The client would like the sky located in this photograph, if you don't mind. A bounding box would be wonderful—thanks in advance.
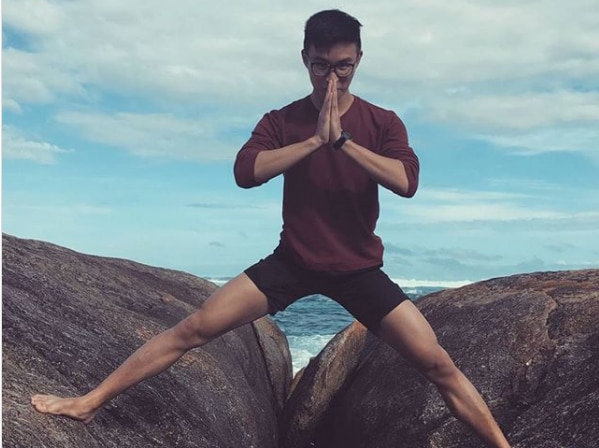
[2,0,598,285]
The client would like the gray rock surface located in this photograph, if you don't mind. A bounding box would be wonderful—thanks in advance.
[285,269,599,448]
[2,233,291,448]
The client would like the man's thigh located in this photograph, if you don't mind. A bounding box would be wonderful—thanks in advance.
[244,252,315,314]
[323,269,410,331]
[177,273,272,342]
[376,300,445,370]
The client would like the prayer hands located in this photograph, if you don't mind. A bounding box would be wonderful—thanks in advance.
[315,76,343,147]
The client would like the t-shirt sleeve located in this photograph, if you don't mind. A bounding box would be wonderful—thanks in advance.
[380,112,420,197]
[234,111,283,188]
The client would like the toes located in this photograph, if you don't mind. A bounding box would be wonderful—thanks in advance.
[31,394,53,412]
[31,398,46,412]
[30,394,97,423]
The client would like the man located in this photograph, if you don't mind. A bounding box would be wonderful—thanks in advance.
[32,9,511,447]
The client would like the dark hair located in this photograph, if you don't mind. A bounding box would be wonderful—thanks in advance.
[303,9,362,52]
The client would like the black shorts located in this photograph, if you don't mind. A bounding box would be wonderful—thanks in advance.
[244,251,409,331]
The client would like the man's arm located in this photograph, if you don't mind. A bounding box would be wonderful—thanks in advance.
[253,137,322,184]
[235,78,335,188]
[329,81,419,198]
[339,141,417,197]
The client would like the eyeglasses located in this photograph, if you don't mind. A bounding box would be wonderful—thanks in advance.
[309,61,356,78]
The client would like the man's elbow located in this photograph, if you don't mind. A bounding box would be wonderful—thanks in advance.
[234,171,260,189]
[391,178,418,198]
[404,180,419,198]
[235,178,253,189]
[235,169,267,189]
[400,163,419,198]
[234,158,259,188]
[393,186,417,198]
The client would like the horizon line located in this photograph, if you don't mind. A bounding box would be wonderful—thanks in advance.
[204,276,474,289]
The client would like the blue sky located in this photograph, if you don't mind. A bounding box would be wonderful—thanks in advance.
[2,0,598,285]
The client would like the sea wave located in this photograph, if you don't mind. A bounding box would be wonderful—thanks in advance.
[286,334,337,374]
[392,278,473,289]
[205,276,473,290]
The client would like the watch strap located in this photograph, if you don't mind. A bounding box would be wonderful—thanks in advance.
[333,130,352,150]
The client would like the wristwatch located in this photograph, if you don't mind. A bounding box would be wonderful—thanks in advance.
[333,130,352,150]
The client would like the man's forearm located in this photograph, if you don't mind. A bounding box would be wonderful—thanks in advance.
[253,137,324,184]
[341,140,415,197]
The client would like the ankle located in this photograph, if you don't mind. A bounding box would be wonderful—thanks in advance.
[81,391,106,412]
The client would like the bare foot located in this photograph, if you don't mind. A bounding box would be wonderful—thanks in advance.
[31,394,99,424]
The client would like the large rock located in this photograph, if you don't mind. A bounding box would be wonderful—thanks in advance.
[253,316,293,418]
[2,234,291,448]
[284,269,599,448]
[280,320,369,448]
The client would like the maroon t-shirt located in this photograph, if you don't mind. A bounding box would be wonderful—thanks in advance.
[234,95,419,272]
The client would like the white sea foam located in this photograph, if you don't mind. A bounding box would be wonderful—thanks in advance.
[204,277,229,286]
[286,334,337,375]
[206,276,473,289]
[392,278,473,289]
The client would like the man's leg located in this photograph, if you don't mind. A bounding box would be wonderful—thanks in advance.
[377,300,511,448]
[31,273,271,424]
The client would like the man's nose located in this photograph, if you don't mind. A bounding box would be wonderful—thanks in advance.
[326,71,339,82]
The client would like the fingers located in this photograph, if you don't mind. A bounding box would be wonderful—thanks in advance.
[324,77,334,112]
[330,78,342,143]
[315,77,340,146]
[331,79,338,112]
[315,79,333,145]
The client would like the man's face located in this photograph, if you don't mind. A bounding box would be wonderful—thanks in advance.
[302,43,362,104]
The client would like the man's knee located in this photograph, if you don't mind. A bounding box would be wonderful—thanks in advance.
[172,307,222,348]
[417,346,458,383]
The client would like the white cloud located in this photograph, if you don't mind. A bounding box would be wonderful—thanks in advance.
[480,127,599,160]
[2,49,56,104]
[2,0,598,161]
[2,0,66,35]
[2,48,86,105]
[2,0,309,107]
[2,98,23,114]
[1,126,70,164]
[404,202,566,223]
[417,189,529,203]
[381,186,599,224]
[431,91,599,132]
[54,110,244,161]
[3,1,597,102]
[358,0,599,86]
[426,90,599,159]
[357,1,599,159]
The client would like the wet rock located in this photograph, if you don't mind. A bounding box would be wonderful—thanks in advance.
[2,234,291,448]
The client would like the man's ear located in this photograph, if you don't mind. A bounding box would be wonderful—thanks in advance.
[356,50,364,66]
[301,49,309,67]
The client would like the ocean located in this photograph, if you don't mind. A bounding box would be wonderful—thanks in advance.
[207,278,455,374]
